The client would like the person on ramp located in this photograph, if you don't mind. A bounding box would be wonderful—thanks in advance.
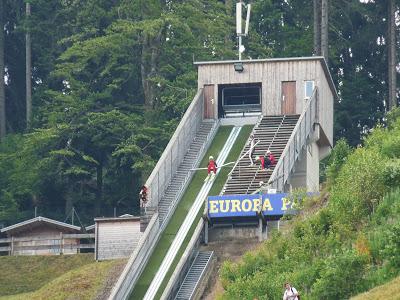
[205,156,217,182]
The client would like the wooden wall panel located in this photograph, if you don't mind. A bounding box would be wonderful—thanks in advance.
[196,58,334,145]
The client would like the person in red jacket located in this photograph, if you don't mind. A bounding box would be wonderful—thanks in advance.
[207,156,217,174]
[139,185,148,207]
[265,150,276,169]
[257,150,276,170]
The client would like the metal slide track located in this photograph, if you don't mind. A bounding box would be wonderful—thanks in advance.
[143,126,242,300]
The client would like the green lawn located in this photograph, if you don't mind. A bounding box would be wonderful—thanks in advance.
[130,125,253,299]
[0,256,125,300]
[0,254,94,296]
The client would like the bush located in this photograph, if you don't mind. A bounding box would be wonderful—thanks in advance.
[325,139,352,185]
[310,250,368,300]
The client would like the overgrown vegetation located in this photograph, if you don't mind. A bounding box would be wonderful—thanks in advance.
[219,111,400,299]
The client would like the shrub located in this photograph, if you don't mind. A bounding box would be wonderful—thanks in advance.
[310,250,368,300]
[325,139,352,185]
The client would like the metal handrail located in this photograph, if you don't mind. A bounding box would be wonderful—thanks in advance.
[159,120,219,232]
[245,115,286,194]
[145,89,204,208]
[221,115,262,195]
[108,213,160,300]
[268,88,318,191]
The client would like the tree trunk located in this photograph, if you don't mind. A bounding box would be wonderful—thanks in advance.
[95,163,103,216]
[140,28,163,108]
[0,0,5,140]
[313,0,321,56]
[388,0,397,110]
[321,0,328,64]
[26,2,32,130]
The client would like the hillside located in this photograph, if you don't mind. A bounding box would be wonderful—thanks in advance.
[217,110,400,299]
[351,276,400,300]
[0,254,126,299]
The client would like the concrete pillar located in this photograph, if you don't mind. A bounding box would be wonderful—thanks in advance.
[204,220,209,245]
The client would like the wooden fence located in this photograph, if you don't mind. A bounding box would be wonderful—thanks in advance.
[0,233,95,255]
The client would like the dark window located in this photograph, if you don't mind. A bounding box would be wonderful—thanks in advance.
[222,86,261,106]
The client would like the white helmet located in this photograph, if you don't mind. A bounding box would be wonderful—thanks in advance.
[259,181,264,187]
[209,156,214,160]
[267,150,271,154]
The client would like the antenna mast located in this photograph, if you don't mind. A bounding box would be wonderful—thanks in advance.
[236,1,251,61]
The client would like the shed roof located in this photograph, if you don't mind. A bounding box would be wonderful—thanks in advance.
[1,216,81,235]
[194,56,338,99]
[94,216,140,223]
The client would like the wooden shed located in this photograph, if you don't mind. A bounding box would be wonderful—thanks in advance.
[94,215,142,261]
[0,216,82,255]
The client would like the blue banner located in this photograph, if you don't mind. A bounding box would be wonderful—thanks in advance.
[207,193,293,218]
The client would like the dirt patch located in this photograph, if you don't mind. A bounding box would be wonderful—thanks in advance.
[200,238,260,299]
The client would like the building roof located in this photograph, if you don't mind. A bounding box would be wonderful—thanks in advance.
[194,56,338,100]
[85,224,95,232]
[94,215,140,223]
[1,216,81,234]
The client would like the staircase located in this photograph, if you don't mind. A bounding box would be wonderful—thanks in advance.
[141,121,215,227]
[223,115,299,195]
[175,251,214,300]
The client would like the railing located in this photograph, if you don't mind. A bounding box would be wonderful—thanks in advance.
[221,115,262,195]
[146,89,204,208]
[0,233,94,255]
[109,90,218,300]
[245,115,286,194]
[109,213,160,300]
[159,120,219,232]
[160,219,205,300]
[268,88,319,191]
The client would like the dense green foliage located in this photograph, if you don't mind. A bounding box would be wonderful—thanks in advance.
[0,0,399,225]
[219,112,400,299]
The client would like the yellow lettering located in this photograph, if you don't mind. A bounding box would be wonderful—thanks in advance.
[242,199,252,212]
[209,201,219,213]
[219,200,230,213]
[262,198,273,211]
[281,197,291,211]
[231,200,241,212]
[253,198,261,212]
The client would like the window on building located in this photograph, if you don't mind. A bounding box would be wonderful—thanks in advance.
[304,81,315,99]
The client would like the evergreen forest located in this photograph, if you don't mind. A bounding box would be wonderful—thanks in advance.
[0,0,399,229]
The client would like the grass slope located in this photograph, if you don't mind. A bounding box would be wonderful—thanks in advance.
[131,125,252,299]
[0,254,94,296]
[350,276,400,300]
[0,258,125,300]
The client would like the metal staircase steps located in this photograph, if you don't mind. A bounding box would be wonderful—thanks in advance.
[223,115,299,195]
[174,251,214,300]
[156,122,215,224]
